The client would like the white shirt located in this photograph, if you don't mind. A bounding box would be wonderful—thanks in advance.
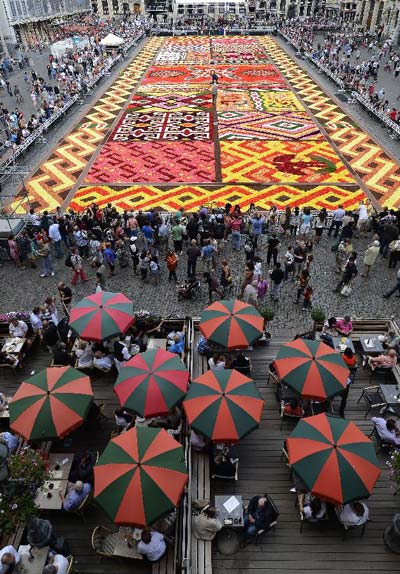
[371,417,400,445]
[208,358,225,371]
[30,313,43,330]
[9,320,28,338]
[48,223,62,242]
[93,355,113,370]
[0,546,20,574]
[332,208,345,222]
[138,532,166,562]
[52,554,69,574]
[339,503,369,527]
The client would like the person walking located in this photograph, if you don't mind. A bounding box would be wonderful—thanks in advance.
[37,239,55,278]
[267,234,280,267]
[186,239,201,278]
[70,247,88,285]
[211,82,218,106]
[270,262,284,301]
[48,219,63,259]
[230,214,241,251]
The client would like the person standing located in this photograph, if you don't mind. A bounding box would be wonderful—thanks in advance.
[270,263,284,301]
[70,247,88,285]
[362,240,380,277]
[58,282,72,315]
[211,81,218,106]
[230,214,242,251]
[328,205,345,238]
[267,234,280,267]
[166,250,178,283]
[48,218,63,259]
[187,240,201,278]
[37,238,55,278]
[8,233,24,269]
[103,243,116,277]
[171,220,184,254]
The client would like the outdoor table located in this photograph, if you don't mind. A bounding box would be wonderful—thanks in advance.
[112,526,143,559]
[35,479,67,510]
[47,453,74,480]
[359,335,384,356]
[18,545,49,574]
[1,337,26,355]
[148,338,168,351]
[379,384,400,408]
[0,396,12,419]
[281,385,300,400]
[331,336,355,354]
[215,494,243,528]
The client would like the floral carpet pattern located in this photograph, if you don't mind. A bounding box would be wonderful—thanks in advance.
[17,35,400,212]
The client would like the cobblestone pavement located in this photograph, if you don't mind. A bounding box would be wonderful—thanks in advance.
[1,230,399,337]
[277,36,400,164]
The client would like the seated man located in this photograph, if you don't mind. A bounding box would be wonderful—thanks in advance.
[61,480,92,512]
[337,501,369,527]
[149,406,181,430]
[9,316,28,338]
[93,351,113,371]
[0,352,18,368]
[282,398,303,418]
[114,408,135,431]
[193,506,222,540]
[113,334,132,372]
[367,348,397,370]
[335,316,353,336]
[244,495,277,538]
[301,494,327,521]
[0,432,19,454]
[0,545,20,574]
[43,552,69,574]
[137,529,166,562]
[74,340,93,369]
[371,417,400,446]
[168,333,185,356]
[42,320,59,349]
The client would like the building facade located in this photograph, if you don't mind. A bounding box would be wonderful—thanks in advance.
[3,0,91,46]
[91,0,144,16]
[357,0,400,39]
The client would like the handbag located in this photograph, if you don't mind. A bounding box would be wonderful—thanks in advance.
[340,284,352,297]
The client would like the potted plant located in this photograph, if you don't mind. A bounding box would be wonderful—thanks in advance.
[311,308,326,333]
[0,447,50,536]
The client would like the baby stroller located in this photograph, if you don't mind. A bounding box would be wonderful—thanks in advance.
[177,278,201,300]
[116,243,129,268]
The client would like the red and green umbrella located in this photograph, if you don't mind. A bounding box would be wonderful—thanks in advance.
[69,291,134,342]
[183,369,263,442]
[287,414,381,504]
[9,367,93,441]
[94,426,188,527]
[274,339,349,400]
[114,349,189,418]
[199,299,264,349]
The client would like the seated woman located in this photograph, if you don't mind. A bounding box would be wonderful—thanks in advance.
[208,353,226,371]
[231,353,252,375]
[368,348,397,370]
[69,450,97,484]
[212,444,239,479]
[74,340,94,369]
[335,316,353,336]
[114,408,135,431]
[342,347,357,368]
[336,501,369,527]
[301,494,327,522]
[168,332,185,356]
[319,317,337,347]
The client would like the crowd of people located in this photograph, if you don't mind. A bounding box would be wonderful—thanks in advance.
[0,15,150,151]
[281,17,400,121]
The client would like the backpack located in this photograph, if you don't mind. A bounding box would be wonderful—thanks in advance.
[65,254,72,267]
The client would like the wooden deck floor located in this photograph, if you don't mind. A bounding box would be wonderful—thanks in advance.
[0,343,151,574]
[212,338,400,574]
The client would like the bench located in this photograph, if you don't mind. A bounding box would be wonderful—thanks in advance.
[152,546,176,574]
[190,452,212,574]
[315,319,389,343]
[0,522,24,550]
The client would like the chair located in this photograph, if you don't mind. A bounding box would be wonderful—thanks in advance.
[349,365,358,383]
[279,400,304,430]
[243,493,279,545]
[91,525,114,557]
[368,425,393,453]
[297,493,329,533]
[267,364,279,386]
[357,385,386,418]
[72,492,93,522]
[66,555,74,573]
[335,506,369,539]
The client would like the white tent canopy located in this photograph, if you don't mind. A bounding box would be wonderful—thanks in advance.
[100,33,125,47]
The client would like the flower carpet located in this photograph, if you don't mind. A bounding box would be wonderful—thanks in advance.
[16,35,400,213]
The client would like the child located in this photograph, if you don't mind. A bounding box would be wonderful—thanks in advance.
[302,285,313,311]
